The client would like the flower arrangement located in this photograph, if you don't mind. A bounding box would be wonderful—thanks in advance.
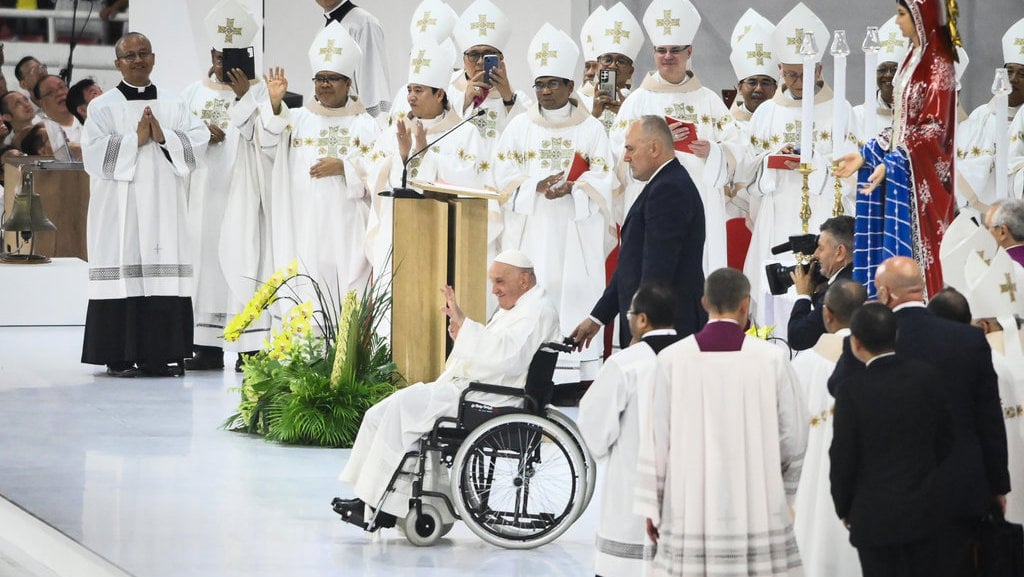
[222,262,398,448]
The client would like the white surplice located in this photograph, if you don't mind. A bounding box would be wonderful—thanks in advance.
[339,284,560,517]
[82,87,208,301]
[578,332,675,577]
[182,79,272,350]
[635,335,808,577]
[364,110,493,279]
[738,85,857,323]
[329,3,391,119]
[791,330,861,577]
[987,328,1024,524]
[609,72,743,273]
[493,101,616,370]
[260,97,379,304]
[850,93,894,147]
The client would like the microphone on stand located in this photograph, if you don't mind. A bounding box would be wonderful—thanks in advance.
[380,108,486,198]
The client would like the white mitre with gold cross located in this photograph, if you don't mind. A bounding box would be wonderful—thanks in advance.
[308,21,361,78]
[528,23,579,82]
[730,9,777,81]
[877,16,909,65]
[204,0,259,50]
[453,0,510,54]
[643,0,699,48]
[965,249,1024,320]
[939,211,998,293]
[580,5,607,63]
[592,2,644,62]
[772,2,828,65]
[1003,17,1024,66]
[409,0,457,44]
[408,39,452,90]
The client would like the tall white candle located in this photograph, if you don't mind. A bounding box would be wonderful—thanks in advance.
[993,68,1012,200]
[862,27,880,139]
[831,31,850,155]
[799,31,818,165]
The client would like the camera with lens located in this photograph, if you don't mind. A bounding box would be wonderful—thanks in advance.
[765,233,826,296]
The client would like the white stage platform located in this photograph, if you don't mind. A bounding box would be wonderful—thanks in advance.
[0,258,88,327]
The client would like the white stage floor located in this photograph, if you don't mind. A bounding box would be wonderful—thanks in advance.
[0,326,602,577]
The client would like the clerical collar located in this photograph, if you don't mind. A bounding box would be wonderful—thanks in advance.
[416,111,445,130]
[325,1,355,21]
[655,71,690,87]
[865,351,896,367]
[117,81,157,101]
[892,301,926,312]
[707,318,740,325]
[643,328,677,337]
[540,101,572,121]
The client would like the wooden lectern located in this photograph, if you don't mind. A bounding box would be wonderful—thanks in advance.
[390,181,496,385]
[2,157,90,261]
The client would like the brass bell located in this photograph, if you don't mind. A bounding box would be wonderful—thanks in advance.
[2,170,57,264]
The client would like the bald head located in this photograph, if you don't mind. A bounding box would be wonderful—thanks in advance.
[822,278,867,331]
[874,256,925,308]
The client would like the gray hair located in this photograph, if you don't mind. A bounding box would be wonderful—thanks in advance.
[704,268,750,313]
[114,32,151,58]
[993,199,1024,242]
[634,115,674,151]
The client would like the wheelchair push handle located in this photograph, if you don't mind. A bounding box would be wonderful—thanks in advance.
[540,337,577,354]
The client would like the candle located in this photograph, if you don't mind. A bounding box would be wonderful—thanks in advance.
[799,31,818,166]
[862,26,881,139]
[993,68,1012,200]
[831,30,850,156]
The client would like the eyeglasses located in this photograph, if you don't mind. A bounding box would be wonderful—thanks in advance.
[781,70,804,82]
[312,75,347,84]
[40,83,68,99]
[876,64,898,75]
[116,51,153,62]
[597,54,632,67]
[463,50,500,63]
[741,78,777,88]
[532,79,565,91]
[654,46,689,56]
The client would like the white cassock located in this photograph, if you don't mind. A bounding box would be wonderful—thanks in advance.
[738,85,856,325]
[791,329,860,577]
[957,102,1021,209]
[181,79,272,351]
[446,71,529,157]
[364,110,494,279]
[850,93,894,147]
[577,331,677,577]
[331,5,391,119]
[82,86,208,303]
[41,114,82,157]
[987,329,1024,524]
[339,284,560,517]
[1010,109,1024,196]
[260,98,379,303]
[635,334,808,577]
[727,101,758,223]
[609,72,744,273]
[493,102,616,377]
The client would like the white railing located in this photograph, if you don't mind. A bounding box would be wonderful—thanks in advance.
[0,8,127,44]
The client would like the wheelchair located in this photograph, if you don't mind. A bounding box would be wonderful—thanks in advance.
[358,339,596,549]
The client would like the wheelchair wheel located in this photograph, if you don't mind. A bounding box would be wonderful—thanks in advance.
[402,503,445,547]
[451,413,587,549]
[544,407,597,513]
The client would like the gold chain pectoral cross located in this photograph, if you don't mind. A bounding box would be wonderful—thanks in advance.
[320,39,342,63]
[317,126,351,158]
[218,18,243,44]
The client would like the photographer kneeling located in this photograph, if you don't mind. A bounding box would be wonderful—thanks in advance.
[787,216,855,351]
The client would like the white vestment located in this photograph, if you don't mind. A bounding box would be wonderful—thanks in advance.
[41,114,82,157]
[330,3,391,119]
[791,330,860,577]
[493,102,616,371]
[1009,109,1024,197]
[987,329,1024,524]
[339,285,560,516]
[635,334,808,577]
[364,110,493,279]
[447,71,529,157]
[182,79,272,351]
[609,72,743,273]
[957,101,1021,209]
[578,333,675,577]
[260,98,379,303]
[850,93,894,147]
[738,85,856,323]
[82,86,208,301]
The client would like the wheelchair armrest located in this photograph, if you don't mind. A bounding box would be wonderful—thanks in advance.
[458,382,535,426]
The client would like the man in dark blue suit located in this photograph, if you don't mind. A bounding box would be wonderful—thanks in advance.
[787,216,854,351]
[571,116,706,350]
[829,256,1009,577]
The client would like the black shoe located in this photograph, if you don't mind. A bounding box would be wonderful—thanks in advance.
[235,351,258,373]
[140,360,185,377]
[333,500,368,530]
[184,348,224,371]
[106,363,139,378]
[331,496,361,507]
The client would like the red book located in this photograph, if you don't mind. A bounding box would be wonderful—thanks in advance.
[766,153,800,170]
[665,116,698,154]
[567,152,589,181]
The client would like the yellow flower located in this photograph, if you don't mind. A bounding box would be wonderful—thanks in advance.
[330,290,360,388]
[745,324,775,340]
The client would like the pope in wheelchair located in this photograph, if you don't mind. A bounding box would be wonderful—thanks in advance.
[333,250,595,548]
